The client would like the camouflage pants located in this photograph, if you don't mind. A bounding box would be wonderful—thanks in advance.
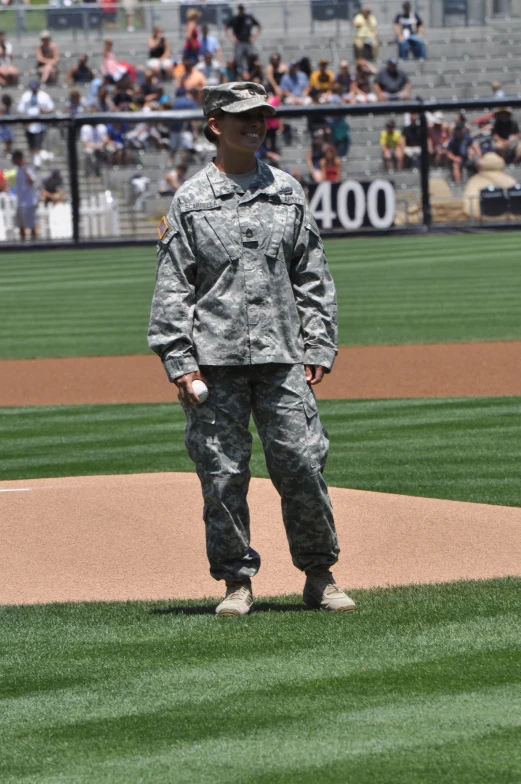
[181,363,340,582]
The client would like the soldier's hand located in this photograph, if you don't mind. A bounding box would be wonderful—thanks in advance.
[305,365,325,386]
[175,371,210,406]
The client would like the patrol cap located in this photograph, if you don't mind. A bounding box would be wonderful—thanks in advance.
[203,82,276,117]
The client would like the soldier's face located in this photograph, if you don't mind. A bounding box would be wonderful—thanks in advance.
[217,109,267,152]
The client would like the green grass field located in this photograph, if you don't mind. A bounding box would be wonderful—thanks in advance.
[2,395,521,506]
[2,234,520,783]
[1,234,521,359]
[1,579,520,783]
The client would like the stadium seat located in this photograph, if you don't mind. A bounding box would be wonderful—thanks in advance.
[507,184,521,215]
[479,186,508,218]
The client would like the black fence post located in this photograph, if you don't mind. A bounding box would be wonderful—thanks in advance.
[67,120,80,244]
[419,110,432,228]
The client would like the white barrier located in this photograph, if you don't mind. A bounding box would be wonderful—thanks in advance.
[0,191,120,242]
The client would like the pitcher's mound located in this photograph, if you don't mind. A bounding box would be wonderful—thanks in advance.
[1,473,520,605]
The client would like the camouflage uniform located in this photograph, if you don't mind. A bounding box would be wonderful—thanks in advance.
[148,159,340,582]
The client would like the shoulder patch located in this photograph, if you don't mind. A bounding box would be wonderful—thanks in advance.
[158,216,169,240]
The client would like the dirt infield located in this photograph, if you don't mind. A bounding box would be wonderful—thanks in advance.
[2,340,521,407]
[1,473,520,606]
[2,340,520,605]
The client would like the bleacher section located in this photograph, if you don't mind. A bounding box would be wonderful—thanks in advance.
[3,15,521,237]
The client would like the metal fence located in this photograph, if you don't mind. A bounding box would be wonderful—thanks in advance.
[2,97,521,245]
[4,0,518,42]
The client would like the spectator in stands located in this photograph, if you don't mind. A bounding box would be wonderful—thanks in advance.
[106,121,131,165]
[320,143,342,182]
[446,123,482,184]
[36,30,59,86]
[86,73,110,107]
[380,119,404,171]
[309,57,335,95]
[374,59,411,101]
[350,58,377,103]
[141,71,162,104]
[335,61,353,100]
[328,85,350,155]
[266,53,287,98]
[0,31,19,86]
[65,89,87,118]
[393,2,426,60]
[298,57,312,79]
[95,84,113,112]
[196,50,225,86]
[402,112,421,167]
[80,121,110,176]
[223,57,240,82]
[428,110,449,167]
[491,107,521,163]
[224,4,262,71]
[65,54,94,86]
[176,55,206,102]
[491,80,504,99]
[147,26,173,80]
[159,163,188,195]
[12,150,38,241]
[307,89,331,136]
[244,54,264,84]
[199,24,222,64]
[280,60,309,104]
[123,0,141,33]
[102,39,128,83]
[450,111,469,134]
[352,6,378,61]
[184,8,201,61]
[264,86,281,154]
[40,169,65,205]
[113,78,135,110]
[169,86,198,165]
[306,128,327,183]
[18,80,54,168]
[0,93,13,154]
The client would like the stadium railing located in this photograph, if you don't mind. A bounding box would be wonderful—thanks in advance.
[2,96,521,246]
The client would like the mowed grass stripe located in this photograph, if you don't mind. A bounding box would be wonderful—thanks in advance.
[2,397,520,506]
[0,580,519,783]
[1,234,521,359]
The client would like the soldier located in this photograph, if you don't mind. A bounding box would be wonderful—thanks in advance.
[148,82,356,616]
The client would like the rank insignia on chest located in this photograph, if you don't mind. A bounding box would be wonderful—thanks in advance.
[158,216,169,240]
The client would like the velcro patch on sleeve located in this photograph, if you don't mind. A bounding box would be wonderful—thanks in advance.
[158,216,169,240]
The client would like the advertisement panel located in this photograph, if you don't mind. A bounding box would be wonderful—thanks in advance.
[308,179,396,231]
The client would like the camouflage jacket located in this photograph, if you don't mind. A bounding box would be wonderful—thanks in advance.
[148,161,338,381]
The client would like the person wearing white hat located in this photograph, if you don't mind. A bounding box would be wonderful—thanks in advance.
[428,110,449,167]
[36,30,59,86]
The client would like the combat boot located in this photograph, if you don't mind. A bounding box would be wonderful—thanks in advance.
[215,579,253,617]
[303,569,356,612]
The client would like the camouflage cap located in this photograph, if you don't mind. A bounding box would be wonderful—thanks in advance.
[203,82,276,117]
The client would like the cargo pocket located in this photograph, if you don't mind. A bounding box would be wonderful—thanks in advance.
[302,389,328,473]
[183,402,219,473]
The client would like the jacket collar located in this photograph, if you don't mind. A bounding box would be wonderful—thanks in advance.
[205,160,282,201]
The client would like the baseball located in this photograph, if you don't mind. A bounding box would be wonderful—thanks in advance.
[192,379,209,404]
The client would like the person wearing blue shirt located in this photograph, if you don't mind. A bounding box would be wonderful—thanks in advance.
[280,61,309,104]
[169,87,198,165]
[199,24,222,64]
[447,124,482,184]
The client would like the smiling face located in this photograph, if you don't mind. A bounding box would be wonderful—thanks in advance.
[209,108,267,154]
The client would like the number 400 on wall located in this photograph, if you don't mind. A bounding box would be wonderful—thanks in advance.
[308,179,396,231]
